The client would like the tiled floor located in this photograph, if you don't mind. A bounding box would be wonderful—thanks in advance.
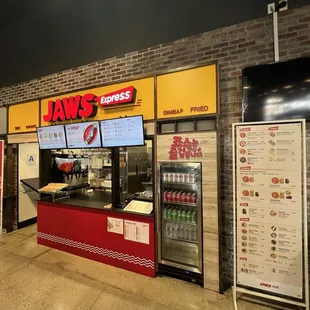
[0,225,274,310]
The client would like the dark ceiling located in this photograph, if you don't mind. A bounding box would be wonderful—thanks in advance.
[0,0,308,88]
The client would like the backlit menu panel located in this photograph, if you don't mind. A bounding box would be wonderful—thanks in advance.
[100,116,144,147]
[236,123,303,299]
[37,125,67,149]
[65,121,101,148]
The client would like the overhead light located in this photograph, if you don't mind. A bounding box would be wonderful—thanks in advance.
[288,90,294,93]
[305,79,310,83]
[264,92,268,95]
[272,89,278,92]
[284,85,292,89]
[301,88,306,91]
[266,97,284,104]
[243,86,250,89]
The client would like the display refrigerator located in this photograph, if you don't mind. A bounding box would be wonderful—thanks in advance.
[157,162,203,284]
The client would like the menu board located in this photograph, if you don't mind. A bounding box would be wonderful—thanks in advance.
[37,125,67,149]
[124,220,149,244]
[236,123,303,299]
[100,116,144,147]
[65,121,101,149]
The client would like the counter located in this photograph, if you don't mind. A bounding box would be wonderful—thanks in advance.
[37,193,155,278]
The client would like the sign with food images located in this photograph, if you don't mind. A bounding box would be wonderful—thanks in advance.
[65,121,101,148]
[235,123,303,299]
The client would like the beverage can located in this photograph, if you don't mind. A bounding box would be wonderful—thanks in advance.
[171,173,176,183]
[163,172,168,182]
[168,171,173,182]
[179,173,185,183]
[176,191,181,202]
[174,170,179,183]
[189,173,195,183]
[185,173,190,183]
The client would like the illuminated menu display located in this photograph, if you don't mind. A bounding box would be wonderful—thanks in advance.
[65,121,101,148]
[37,125,67,150]
[236,123,303,299]
[100,116,144,147]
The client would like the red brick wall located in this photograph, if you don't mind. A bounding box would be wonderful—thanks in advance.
[1,5,309,286]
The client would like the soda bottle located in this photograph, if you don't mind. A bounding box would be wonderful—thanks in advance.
[176,208,181,221]
[172,208,177,221]
[164,222,168,238]
[179,223,184,239]
[163,207,168,219]
[192,226,197,241]
[167,206,172,220]
[181,210,186,222]
[183,224,189,240]
[186,210,192,222]
[191,210,196,222]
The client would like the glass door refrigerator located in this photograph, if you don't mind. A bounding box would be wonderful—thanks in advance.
[157,162,203,285]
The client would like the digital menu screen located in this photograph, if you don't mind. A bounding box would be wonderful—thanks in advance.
[65,121,101,149]
[100,116,144,147]
[37,125,67,150]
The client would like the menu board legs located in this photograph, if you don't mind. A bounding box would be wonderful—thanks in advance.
[232,120,309,310]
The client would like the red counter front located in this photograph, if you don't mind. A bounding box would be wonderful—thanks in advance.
[37,201,156,277]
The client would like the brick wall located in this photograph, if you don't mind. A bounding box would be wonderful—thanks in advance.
[0,5,310,288]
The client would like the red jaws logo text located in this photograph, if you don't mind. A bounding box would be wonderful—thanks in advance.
[96,86,136,107]
[43,94,98,122]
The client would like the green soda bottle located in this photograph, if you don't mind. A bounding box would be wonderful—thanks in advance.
[186,210,192,222]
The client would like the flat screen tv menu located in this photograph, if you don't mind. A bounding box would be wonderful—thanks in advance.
[236,123,303,299]
[100,116,144,147]
[65,121,101,148]
[37,125,67,149]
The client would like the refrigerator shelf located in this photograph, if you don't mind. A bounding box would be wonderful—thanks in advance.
[162,182,197,186]
[163,201,197,207]
[163,218,197,225]
[163,237,198,246]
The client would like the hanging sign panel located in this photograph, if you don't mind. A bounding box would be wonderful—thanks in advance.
[234,122,305,300]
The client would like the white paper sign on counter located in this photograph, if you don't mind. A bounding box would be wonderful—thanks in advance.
[124,220,149,244]
[235,123,303,299]
[107,217,124,235]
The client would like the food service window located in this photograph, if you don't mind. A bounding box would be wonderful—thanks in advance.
[119,139,154,205]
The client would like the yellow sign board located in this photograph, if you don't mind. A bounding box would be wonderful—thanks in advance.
[40,77,155,126]
[157,65,217,119]
[8,101,39,134]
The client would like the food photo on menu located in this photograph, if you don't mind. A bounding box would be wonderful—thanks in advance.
[65,121,102,148]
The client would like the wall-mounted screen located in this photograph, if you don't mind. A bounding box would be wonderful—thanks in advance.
[65,121,101,149]
[243,57,310,122]
[37,125,67,150]
[100,116,144,147]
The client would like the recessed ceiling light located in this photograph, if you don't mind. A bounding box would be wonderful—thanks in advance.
[284,85,292,89]
[272,89,278,92]
[266,97,283,104]
[305,79,310,83]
